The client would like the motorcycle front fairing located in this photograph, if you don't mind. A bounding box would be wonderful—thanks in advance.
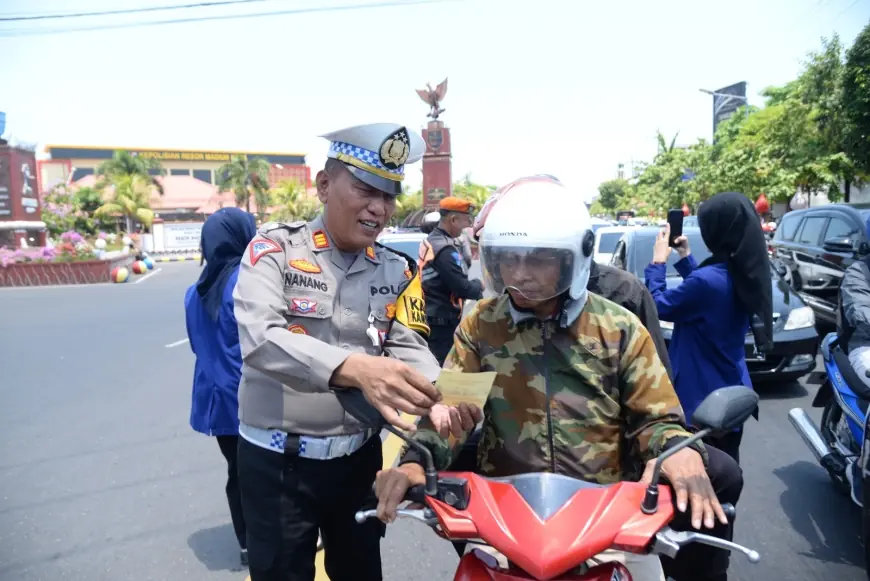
[821,333,867,442]
[426,472,675,581]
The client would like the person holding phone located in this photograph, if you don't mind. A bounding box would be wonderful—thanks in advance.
[644,192,773,464]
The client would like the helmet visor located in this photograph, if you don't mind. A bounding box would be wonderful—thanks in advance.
[481,246,575,302]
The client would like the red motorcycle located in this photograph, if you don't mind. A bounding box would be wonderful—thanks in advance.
[345,386,763,581]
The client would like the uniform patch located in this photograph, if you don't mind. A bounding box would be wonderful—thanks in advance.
[452,251,463,267]
[365,246,376,261]
[285,272,329,292]
[249,238,281,266]
[287,324,308,335]
[385,303,396,319]
[313,230,329,249]
[288,259,322,274]
[290,298,318,314]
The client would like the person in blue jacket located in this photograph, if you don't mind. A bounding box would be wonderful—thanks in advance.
[185,207,257,566]
[644,192,773,464]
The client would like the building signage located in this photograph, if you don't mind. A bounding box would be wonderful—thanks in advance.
[0,157,9,217]
[135,151,233,162]
[163,222,203,250]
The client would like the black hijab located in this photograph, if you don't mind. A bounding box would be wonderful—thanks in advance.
[698,192,774,352]
[196,208,257,321]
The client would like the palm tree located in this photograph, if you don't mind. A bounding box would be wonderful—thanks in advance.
[96,150,166,194]
[217,155,272,219]
[93,174,156,233]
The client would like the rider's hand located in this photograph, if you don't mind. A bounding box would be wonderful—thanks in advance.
[652,225,672,264]
[674,235,691,259]
[430,403,483,438]
[641,448,727,530]
[375,464,425,523]
[333,354,441,432]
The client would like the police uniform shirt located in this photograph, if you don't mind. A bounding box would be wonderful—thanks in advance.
[233,214,441,437]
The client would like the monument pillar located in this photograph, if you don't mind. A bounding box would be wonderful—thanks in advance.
[0,144,47,248]
[415,78,452,211]
[422,120,452,210]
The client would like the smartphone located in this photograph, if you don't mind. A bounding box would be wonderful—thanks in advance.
[667,209,684,248]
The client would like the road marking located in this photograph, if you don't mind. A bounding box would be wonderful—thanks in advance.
[134,267,162,284]
[244,413,415,581]
[165,338,189,348]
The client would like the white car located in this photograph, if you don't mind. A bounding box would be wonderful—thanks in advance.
[593,226,632,265]
[376,230,426,261]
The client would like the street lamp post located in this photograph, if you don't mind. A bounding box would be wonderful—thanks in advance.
[699,88,749,118]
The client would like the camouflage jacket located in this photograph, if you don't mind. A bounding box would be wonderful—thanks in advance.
[400,293,696,484]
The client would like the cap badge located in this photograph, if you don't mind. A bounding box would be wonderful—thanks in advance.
[379,127,410,170]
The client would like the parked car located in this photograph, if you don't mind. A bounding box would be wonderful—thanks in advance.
[610,227,819,383]
[593,226,633,265]
[769,203,870,325]
[376,229,426,261]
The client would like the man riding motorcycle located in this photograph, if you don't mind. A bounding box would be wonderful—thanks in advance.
[375,179,739,581]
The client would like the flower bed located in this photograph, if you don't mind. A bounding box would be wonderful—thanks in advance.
[0,232,131,287]
[0,255,131,287]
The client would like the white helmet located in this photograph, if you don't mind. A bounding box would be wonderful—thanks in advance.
[423,211,440,224]
[480,177,594,303]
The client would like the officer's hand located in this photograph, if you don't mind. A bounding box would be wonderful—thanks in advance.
[375,465,424,523]
[338,354,441,432]
[430,403,483,438]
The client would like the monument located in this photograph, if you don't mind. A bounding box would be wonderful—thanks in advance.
[416,78,452,210]
[0,113,46,248]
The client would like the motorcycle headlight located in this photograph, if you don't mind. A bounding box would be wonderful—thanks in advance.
[784,306,815,331]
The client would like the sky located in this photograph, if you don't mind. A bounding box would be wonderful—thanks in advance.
[1,0,868,202]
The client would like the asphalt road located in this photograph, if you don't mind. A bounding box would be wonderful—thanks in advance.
[0,262,865,581]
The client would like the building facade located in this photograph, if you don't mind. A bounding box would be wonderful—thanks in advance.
[38,145,309,193]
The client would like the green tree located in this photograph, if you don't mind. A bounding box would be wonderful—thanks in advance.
[452,174,496,209]
[597,178,629,212]
[93,174,156,233]
[269,179,321,222]
[391,188,423,225]
[843,22,870,177]
[96,150,166,195]
[216,155,272,219]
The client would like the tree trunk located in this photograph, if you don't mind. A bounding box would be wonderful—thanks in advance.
[845,180,852,203]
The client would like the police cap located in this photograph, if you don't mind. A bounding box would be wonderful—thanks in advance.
[320,123,425,196]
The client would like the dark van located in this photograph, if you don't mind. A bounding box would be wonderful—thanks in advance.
[770,203,870,324]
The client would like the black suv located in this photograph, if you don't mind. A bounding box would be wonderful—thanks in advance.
[770,203,870,325]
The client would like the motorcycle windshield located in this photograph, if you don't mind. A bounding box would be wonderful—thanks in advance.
[488,473,604,520]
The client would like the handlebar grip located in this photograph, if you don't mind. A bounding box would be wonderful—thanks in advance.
[406,484,427,503]
[721,503,736,520]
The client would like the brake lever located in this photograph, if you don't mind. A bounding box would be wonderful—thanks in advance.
[354,508,438,526]
[652,528,760,564]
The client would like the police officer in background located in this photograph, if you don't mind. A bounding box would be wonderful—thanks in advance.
[418,197,484,364]
[233,123,444,581]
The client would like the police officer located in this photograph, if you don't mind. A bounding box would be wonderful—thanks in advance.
[233,123,443,581]
[418,197,484,365]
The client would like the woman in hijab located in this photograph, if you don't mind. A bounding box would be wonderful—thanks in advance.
[185,207,256,567]
[644,192,773,463]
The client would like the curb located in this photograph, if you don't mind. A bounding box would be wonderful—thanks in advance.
[151,255,201,262]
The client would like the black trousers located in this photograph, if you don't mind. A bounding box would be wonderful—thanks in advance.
[216,435,246,550]
[237,435,385,581]
[449,430,743,581]
[428,323,458,366]
[704,428,744,466]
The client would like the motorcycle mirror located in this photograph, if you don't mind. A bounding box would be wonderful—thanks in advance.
[333,387,439,496]
[641,387,758,515]
[691,386,759,434]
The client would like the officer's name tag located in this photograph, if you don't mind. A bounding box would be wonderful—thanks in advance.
[435,370,497,410]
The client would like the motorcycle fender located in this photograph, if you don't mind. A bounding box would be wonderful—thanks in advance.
[812,382,833,408]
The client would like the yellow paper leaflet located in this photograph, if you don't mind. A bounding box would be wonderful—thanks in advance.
[394,271,430,336]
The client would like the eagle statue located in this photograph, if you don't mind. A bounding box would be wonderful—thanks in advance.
[415,78,448,120]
